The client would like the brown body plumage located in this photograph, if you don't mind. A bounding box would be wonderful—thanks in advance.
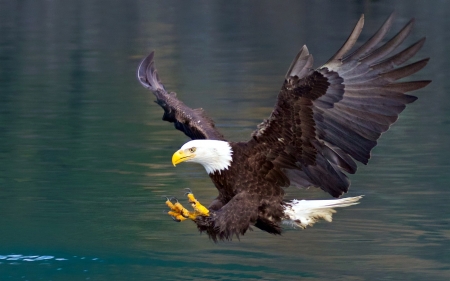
[137,13,430,241]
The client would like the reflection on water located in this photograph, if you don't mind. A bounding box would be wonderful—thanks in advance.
[0,254,71,262]
[1,0,450,280]
[0,254,105,281]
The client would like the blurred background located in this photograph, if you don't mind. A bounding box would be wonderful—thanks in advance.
[0,0,449,280]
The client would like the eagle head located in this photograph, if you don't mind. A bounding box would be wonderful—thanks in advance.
[172,140,233,174]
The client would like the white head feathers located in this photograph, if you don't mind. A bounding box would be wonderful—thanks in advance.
[175,140,233,174]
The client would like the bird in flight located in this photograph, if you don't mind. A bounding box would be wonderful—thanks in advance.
[137,13,430,242]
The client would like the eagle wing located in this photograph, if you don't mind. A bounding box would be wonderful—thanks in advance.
[249,14,431,197]
[137,52,225,140]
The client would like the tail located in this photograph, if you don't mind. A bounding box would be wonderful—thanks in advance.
[283,196,363,228]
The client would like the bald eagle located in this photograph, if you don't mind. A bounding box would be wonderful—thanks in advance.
[137,14,430,241]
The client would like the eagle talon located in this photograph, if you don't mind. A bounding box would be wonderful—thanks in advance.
[184,188,192,195]
[163,190,209,221]
[184,191,210,217]
[162,195,178,203]
[171,216,181,222]
[164,210,177,221]
[164,194,196,221]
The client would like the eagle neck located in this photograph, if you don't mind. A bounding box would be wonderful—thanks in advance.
[200,140,233,175]
[208,142,243,195]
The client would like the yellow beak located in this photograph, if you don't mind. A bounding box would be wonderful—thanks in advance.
[172,150,194,166]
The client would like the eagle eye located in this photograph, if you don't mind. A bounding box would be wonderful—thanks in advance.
[189,147,196,153]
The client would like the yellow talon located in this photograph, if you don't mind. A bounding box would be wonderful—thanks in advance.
[187,192,209,217]
[165,198,177,210]
[168,211,187,222]
[173,201,190,218]
[164,199,187,221]
[187,193,210,216]
[163,191,209,222]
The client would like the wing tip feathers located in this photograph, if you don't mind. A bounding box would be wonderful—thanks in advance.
[137,51,165,92]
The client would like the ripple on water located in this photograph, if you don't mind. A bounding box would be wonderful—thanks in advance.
[0,254,91,264]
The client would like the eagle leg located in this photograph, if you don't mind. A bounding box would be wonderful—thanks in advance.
[185,189,210,217]
[164,196,189,222]
[163,193,209,222]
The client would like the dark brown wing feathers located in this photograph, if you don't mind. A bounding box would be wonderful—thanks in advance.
[250,13,430,197]
[137,52,224,140]
[285,45,314,79]
[344,13,395,61]
[325,15,365,65]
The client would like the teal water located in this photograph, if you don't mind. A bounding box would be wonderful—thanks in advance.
[1,1,449,280]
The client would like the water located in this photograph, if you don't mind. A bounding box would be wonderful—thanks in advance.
[1,0,449,280]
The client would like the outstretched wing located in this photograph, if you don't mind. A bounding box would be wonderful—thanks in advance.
[137,52,225,140]
[249,14,431,198]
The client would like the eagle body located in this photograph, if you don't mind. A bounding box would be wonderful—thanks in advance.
[205,142,287,239]
[137,14,430,241]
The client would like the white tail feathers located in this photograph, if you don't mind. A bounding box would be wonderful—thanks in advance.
[283,196,363,229]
